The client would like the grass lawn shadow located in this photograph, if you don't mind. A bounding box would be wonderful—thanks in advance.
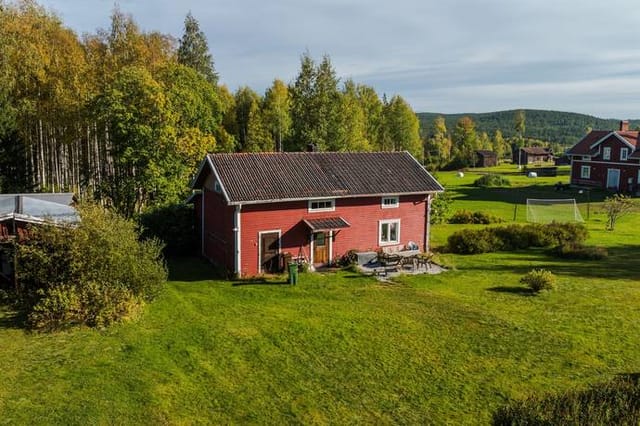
[487,286,535,296]
[167,256,226,282]
[232,278,289,287]
[0,305,26,330]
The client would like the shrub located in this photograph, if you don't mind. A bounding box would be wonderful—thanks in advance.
[447,228,503,254]
[552,244,608,260]
[520,269,556,292]
[430,190,452,224]
[15,204,167,330]
[448,210,504,224]
[473,174,511,188]
[493,375,640,425]
[447,223,588,254]
[138,203,197,256]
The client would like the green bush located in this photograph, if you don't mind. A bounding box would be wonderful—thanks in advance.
[552,244,608,260]
[138,204,197,256]
[520,269,556,292]
[493,375,640,425]
[447,223,588,254]
[473,174,511,188]
[15,204,167,330]
[448,210,504,224]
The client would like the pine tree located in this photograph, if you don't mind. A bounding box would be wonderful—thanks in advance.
[177,12,218,85]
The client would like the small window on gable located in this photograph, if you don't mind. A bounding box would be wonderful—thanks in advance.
[581,165,590,179]
[308,199,335,212]
[381,196,399,208]
[621,148,629,161]
[213,180,222,193]
[602,147,611,160]
[581,156,590,161]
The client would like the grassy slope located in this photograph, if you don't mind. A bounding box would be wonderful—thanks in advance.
[1,164,639,424]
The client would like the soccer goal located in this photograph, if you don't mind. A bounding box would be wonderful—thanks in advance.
[526,199,584,223]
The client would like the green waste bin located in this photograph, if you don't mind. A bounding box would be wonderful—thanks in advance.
[288,262,298,285]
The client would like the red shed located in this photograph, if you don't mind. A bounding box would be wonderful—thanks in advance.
[189,152,444,277]
[567,120,640,193]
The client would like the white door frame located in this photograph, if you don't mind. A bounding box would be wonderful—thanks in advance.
[258,230,281,273]
[607,168,620,189]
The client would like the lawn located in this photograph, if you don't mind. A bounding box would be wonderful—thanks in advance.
[0,164,639,424]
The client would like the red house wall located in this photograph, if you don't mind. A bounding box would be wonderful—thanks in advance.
[571,135,640,192]
[238,194,427,276]
[202,188,236,272]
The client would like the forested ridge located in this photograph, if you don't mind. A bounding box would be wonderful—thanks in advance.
[418,110,640,149]
[0,1,421,217]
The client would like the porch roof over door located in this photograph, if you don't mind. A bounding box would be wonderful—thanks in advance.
[302,217,350,231]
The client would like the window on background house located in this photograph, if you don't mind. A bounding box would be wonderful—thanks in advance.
[582,156,590,161]
[603,147,611,160]
[581,165,590,179]
[621,148,629,161]
[308,199,335,212]
[379,219,400,245]
[381,196,399,208]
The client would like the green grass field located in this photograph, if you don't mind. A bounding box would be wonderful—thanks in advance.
[1,163,639,424]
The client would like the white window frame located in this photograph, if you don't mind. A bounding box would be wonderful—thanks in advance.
[308,199,335,212]
[637,169,640,184]
[602,147,611,160]
[621,148,629,161]
[581,156,591,161]
[379,219,400,245]
[381,196,399,209]
[213,180,222,193]
[580,165,590,179]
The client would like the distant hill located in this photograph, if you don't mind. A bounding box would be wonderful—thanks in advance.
[417,109,640,148]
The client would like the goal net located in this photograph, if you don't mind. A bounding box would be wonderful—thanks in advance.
[526,199,584,223]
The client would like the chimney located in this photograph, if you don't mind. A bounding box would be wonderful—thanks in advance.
[620,120,629,132]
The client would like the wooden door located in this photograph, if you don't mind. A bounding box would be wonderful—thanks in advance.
[313,232,329,265]
[260,232,280,273]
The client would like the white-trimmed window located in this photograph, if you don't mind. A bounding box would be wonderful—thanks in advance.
[581,165,590,179]
[581,156,591,161]
[602,147,611,160]
[379,219,400,245]
[381,196,399,209]
[213,180,222,193]
[637,169,640,184]
[621,148,629,161]
[308,199,335,212]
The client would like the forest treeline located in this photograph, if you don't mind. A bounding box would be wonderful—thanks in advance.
[418,110,639,150]
[0,1,422,217]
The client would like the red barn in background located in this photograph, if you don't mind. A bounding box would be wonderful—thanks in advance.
[188,152,443,277]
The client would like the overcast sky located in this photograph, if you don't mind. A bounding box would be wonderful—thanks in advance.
[39,0,640,118]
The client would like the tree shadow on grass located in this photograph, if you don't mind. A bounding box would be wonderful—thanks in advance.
[487,286,535,296]
[231,278,289,287]
[0,304,26,330]
[460,245,640,281]
[166,256,227,282]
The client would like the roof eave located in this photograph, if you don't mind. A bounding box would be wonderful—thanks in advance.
[225,190,443,206]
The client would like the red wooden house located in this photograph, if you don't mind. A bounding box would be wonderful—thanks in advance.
[567,120,640,193]
[188,152,444,277]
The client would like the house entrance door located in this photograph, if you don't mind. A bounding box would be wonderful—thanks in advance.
[260,232,280,273]
[607,169,620,190]
[313,232,329,265]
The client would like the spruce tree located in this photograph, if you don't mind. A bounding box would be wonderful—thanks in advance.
[177,12,218,84]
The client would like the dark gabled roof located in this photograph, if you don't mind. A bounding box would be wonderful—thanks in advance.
[520,147,552,155]
[192,151,443,204]
[567,130,640,156]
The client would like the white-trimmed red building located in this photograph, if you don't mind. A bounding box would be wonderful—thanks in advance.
[188,152,443,277]
[567,120,640,193]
